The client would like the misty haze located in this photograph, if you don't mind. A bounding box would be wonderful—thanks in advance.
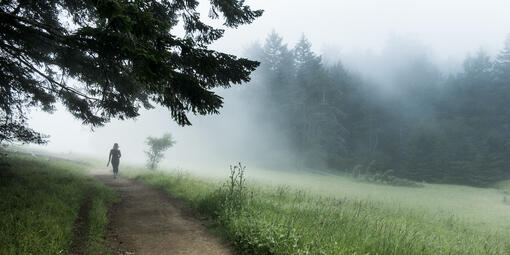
[2,0,510,254]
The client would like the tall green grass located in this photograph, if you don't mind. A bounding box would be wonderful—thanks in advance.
[125,166,510,255]
[0,154,117,255]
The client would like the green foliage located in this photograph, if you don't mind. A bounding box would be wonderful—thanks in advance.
[145,133,175,170]
[0,154,117,254]
[127,168,510,255]
[0,0,262,144]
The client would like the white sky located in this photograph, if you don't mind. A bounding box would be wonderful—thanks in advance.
[212,0,510,58]
[27,0,510,169]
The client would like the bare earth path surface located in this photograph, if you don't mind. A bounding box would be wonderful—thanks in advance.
[93,171,232,255]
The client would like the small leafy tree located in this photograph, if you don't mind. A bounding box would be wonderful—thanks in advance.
[145,133,175,170]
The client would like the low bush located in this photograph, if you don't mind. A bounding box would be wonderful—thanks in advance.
[360,169,424,187]
[350,164,424,187]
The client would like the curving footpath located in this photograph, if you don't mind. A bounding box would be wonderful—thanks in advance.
[94,172,231,255]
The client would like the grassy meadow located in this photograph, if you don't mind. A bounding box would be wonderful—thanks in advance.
[0,154,117,255]
[124,165,510,255]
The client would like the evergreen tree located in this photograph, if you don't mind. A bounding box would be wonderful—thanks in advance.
[494,35,510,83]
[463,50,493,80]
[291,36,323,156]
[0,0,262,144]
[292,36,347,165]
[261,31,295,103]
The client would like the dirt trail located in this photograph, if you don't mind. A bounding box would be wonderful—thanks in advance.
[94,172,232,255]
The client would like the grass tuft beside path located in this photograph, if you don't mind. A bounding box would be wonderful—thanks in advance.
[0,154,117,255]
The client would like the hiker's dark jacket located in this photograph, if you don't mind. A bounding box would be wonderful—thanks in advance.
[110,149,121,166]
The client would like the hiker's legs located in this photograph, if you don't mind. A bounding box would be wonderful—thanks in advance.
[112,162,119,178]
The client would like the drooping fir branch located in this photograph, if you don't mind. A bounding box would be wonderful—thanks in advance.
[0,0,263,144]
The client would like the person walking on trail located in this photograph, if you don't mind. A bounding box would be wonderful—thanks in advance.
[107,143,121,179]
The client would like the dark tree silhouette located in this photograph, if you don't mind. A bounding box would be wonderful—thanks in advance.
[0,0,263,144]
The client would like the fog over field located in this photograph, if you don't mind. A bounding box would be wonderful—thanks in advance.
[27,0,510,171]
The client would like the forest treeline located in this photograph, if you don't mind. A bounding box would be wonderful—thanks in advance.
[246,32,510,186]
